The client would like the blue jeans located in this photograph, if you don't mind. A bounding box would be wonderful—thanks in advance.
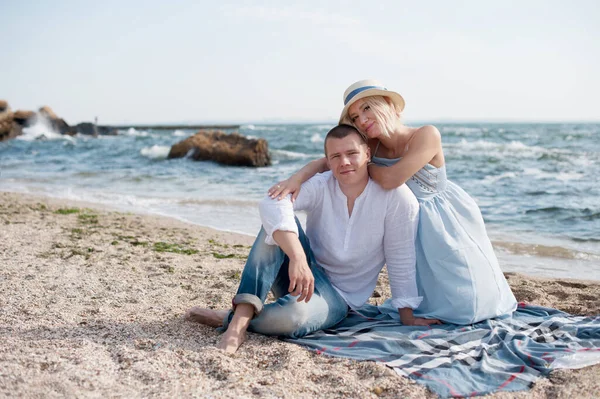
[221,220,348,339]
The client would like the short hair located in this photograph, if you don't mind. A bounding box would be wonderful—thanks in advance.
[324,124,367,156]
[340,95,401,138]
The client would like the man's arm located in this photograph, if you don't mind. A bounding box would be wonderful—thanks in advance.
[271,230,314,302]
[258,173,328,302]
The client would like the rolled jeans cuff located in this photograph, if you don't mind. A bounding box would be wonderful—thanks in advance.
[233,293,264,315]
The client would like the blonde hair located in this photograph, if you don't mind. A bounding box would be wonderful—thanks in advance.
[342,95,402,138]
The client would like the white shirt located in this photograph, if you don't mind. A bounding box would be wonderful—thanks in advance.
[259,171,422,310]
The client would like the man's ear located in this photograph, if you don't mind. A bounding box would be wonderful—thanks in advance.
[366,146,371,161]
[325,156,331,170]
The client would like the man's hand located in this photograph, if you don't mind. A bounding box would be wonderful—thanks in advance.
[288,256,314,302]
[271,230,315,303]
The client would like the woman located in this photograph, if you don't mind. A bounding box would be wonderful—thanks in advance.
[269,79,517,324]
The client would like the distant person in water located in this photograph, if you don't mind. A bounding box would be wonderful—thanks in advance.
[185,124,440,353]
[268,79,517,324]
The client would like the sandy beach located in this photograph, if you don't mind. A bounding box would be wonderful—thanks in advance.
[1,191,599,398]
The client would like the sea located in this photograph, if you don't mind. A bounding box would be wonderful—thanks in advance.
[1,119,599,280]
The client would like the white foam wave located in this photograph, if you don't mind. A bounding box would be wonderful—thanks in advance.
[482,172,517,184]
[448,139,566,158]
[310,133,324,143]
[245,125,279,131]
[441,126,483,135]
[522,168,584,181]
[177,198,258,208]
[122,127,150,137]
[17,117,75,142]
[140,145,171,160]
[270,149,313,159]
[312,124,335,130]
[172,130,188,137]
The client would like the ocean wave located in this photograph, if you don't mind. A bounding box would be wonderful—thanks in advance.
[446,139,567,160]
[482,172,517,183]
[492,240,600,261]
[172,130,188,137]
[120,127,151,137]
[482,168,585,185]
[525,206,599,222]
[441,126,486,135]
[17,120,75,143]
[524,190,571,197]
[564,212,600,222]
[522,167,584,181]
[310,133,324,143]
[177,198,259,208]
[269,149,314,160]
[312,124,335,130]
[572,237,600,243]
[242,125,279,131]
[140,145,171,160]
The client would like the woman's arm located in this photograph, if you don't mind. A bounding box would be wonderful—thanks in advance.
[268,157,329,201]
[369,125,443,190]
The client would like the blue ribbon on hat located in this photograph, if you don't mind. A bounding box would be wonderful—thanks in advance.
[344,85,387,105]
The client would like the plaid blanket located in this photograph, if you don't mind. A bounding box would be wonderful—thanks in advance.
[287,302,600,398]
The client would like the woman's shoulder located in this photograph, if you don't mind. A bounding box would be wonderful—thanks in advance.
[407,124,442,147]
[414,124,441,138]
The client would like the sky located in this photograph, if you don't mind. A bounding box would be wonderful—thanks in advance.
[1,0,599,124]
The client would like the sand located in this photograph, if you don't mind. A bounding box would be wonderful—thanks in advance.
[1,191,599,398]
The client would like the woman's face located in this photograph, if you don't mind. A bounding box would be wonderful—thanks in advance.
[347,98,382,139]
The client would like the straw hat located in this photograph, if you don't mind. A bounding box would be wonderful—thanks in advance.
[339,79,405,123]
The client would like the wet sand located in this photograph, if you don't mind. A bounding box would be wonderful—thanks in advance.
[1,191,599,398]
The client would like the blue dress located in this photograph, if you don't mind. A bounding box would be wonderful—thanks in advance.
[372,155,517,324]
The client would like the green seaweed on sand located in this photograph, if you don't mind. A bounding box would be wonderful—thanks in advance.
[153,242,198,255]
[78,213,98,224]
[55,208,80,215]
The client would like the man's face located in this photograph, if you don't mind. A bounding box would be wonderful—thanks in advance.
[325,133,371,186]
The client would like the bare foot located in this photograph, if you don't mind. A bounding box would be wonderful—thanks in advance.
[217,329,247,353]
[184,307,228,327]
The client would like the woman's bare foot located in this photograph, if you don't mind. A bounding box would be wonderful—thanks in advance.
[184,307,227,327]
[217,329,247,353]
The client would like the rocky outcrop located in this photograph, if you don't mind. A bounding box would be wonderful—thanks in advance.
[0,101,22,142]
[12,110,36,126]
[73,122,118,136]
[37,106,74,135]
[168,130,271,167]
[38,106,58,120]
[0,102,82,141]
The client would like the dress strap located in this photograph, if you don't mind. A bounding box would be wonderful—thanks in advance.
[373,141,382,157]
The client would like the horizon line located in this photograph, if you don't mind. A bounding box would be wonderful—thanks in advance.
[99,118,600,126]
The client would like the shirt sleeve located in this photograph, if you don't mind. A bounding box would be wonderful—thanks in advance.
[258,172,329,245]
[383,185,422,309]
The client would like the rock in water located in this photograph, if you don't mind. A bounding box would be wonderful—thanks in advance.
[168,130,271,167]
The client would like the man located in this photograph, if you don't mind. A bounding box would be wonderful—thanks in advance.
[186,124,439,353]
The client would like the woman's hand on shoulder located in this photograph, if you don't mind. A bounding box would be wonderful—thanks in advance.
[268,176,303,202]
